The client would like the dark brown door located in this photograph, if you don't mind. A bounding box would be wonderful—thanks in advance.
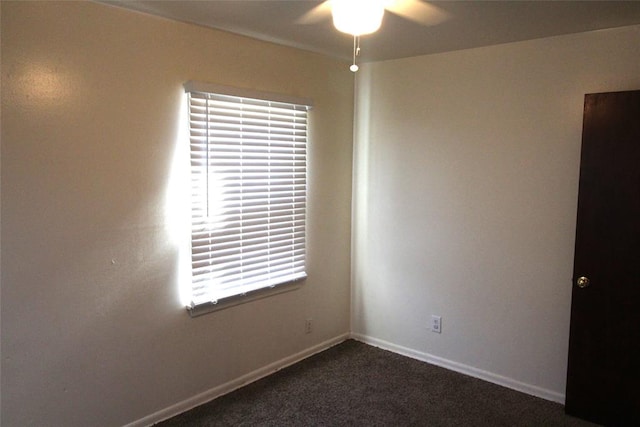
[565,90,640,425]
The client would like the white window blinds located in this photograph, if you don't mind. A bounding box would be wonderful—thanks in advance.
[185,82,311,309]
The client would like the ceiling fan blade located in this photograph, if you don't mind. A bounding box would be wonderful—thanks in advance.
[296,0,333,25]
[385,0,450,26]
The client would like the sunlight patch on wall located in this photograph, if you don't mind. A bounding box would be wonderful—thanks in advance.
[165,92,192,307]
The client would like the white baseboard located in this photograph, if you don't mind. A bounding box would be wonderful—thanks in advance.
[126,333,350,427]
[128,332,563,426]
[350,333,565,404]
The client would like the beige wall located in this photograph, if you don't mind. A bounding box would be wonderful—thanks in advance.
[0,2,353,425]
[352,25,640,402]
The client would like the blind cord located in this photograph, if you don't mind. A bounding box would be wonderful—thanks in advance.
[351,36,361,73]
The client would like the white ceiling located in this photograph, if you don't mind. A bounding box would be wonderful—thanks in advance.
[104,1,640,62]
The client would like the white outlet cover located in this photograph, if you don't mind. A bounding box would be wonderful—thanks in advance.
[431,315,442,333]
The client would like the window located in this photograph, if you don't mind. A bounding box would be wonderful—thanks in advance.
[184,82,312,314]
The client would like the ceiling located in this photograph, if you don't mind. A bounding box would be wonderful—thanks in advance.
[104,1,640,62]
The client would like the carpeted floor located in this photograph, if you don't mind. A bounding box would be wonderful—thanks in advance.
[157,339,599,426]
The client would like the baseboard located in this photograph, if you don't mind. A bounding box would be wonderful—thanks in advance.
[350,333,565,404]
[126,333,350,427]
[128,331,563,426]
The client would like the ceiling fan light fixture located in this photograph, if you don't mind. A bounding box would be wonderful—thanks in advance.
[331,0,385,36]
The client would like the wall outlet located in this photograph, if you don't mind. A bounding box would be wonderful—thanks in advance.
[305,318,313,334]
[431,315,442,334]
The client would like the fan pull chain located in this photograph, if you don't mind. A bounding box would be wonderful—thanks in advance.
[350,35,361,72]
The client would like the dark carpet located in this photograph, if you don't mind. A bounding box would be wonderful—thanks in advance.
[157,339,598,426]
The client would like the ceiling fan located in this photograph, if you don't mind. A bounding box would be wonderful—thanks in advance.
[299,0,450,72]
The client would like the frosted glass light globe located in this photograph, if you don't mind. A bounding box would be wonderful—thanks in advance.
[332,0,385,36]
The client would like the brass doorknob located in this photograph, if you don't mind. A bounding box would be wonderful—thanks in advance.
[576,276,590,288]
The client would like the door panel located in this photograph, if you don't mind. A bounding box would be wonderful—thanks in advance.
[565,90,640,425]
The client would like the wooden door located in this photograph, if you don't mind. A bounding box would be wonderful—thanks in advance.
[565,90,640,425]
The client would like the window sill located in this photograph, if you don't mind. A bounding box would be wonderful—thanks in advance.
[187,278,305,318]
